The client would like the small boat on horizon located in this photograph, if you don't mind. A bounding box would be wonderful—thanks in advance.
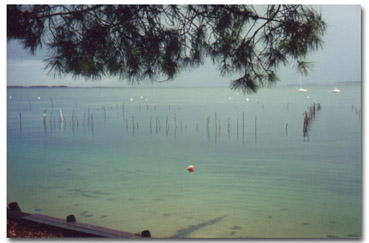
[297,88,308,92]
[296,75,307,92]
[330,88,341,93]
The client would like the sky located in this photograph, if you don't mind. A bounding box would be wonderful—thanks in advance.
[5,4,362,88]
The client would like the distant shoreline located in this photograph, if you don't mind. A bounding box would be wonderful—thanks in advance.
[7,85,69,88]
[7,81,361,89]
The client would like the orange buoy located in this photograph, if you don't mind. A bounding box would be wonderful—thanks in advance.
[187,165,194,172]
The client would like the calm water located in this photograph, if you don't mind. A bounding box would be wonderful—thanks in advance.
[7,85,361,238]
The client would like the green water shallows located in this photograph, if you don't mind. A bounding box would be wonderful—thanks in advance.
[7,85,361,238]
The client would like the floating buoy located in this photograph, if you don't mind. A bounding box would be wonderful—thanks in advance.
[187,165,194,173]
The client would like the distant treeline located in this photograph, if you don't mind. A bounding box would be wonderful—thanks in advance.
[334,81,361,85]
[7,85,68,88]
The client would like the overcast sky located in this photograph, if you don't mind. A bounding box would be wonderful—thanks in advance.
[6,4,362,87]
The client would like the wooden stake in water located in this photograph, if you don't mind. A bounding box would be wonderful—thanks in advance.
[218,119,221,138]
[72,115,75,133]
[42,111,47,134]
[285,123,288,136]
[50,111,53,130]
[236,119,239,140]
[91,113,94,135]
[19,112,22,132]
[242,112,245,145]
[122,103,125,119]
[215,112,218,143]
[43,111,47,128]
[215,112,217,130]
[254,116,257,142]
[174,123,177,142]
[50,97,54,110]
[150,116,152,135]
[87,106,90,129]
[83,113,86,127]
[43,111,47,134]
[227,117,231,140]
[72,110,75,124]
[132,115,135,136]
[60,109,64,127]
[166,116,169,137]
[206,116,210,140]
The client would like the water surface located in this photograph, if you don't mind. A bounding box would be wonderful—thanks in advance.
[7,85,361,238]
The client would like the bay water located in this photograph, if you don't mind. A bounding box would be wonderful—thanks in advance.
[7,84,361,238]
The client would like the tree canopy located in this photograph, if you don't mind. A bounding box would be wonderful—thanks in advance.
[7,5,326,93]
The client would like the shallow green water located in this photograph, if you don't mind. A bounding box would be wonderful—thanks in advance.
[7,85,361,238]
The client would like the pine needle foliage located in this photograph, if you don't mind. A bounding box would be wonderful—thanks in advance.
[7,5,326,93]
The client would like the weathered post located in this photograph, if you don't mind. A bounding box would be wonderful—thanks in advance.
[285,123,288,136]
[150,116,152,135]
[50,97,54,110]
[242,112,245,145]
[43,111,47,128]
[227,117,231,140]
[254,116,257,142]
[19,112,22,132]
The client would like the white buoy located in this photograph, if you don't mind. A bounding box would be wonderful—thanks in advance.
[130,98,134,102]
[246,98,249,102]
[38,97,41,100]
